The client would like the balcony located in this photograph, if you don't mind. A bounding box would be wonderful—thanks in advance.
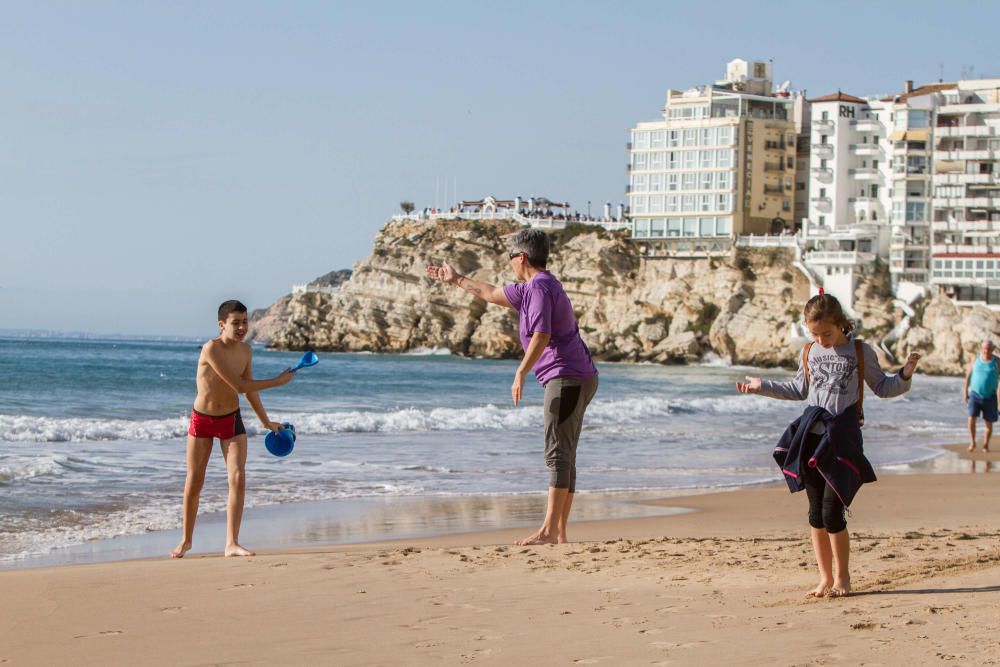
[939,149,1000,161]
[934,125,996,138]
[811,143,834,157]
[849,167,880,180]
[932,197,1000,209]
[812,167,834,183]
[932,244,999,255]
[852,119,880,133]
[804,250,877,266]
[850,143,882,156]
[811,196,832,211]
[932,173,1000,186]
[939,102,1000,114]
[812,119,835,132]
[763,184,787,196]
[933,219,999,234]
[764,161,785,173]
[764,140,788,152]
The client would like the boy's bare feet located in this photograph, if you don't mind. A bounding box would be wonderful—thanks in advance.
[829,577,852,597]
[515,529,560,546]
[224,544,256,557]
[968,443,977,452]
[170,541,192,559]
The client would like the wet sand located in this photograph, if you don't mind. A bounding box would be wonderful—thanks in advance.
[2,457,999,665]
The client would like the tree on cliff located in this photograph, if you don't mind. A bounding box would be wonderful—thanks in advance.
[399,201,415,214]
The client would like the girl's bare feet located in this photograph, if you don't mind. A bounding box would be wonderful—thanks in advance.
[829,577,852,597]
[805,581,831,598]
[170,541,192,559]
[224,544,256,557]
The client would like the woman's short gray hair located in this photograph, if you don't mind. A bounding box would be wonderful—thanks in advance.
[509,228,550,268]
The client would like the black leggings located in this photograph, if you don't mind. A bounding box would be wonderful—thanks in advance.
[803,433,847,534]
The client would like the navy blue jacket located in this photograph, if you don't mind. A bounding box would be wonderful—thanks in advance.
[772,404,876,507]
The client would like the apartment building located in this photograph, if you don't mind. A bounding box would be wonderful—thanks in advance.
[627,59,799,254]
[800,92,889,312]
[930,79,1000,306]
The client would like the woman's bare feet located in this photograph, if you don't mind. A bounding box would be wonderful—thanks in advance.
[805,580,831,598]
[224,544,256,557]
[968,443,977,452]
[170,541,192,559]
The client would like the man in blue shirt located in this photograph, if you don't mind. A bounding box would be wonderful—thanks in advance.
[964,340,999,453]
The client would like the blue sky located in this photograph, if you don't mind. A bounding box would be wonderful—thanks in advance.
[2,1,997,336]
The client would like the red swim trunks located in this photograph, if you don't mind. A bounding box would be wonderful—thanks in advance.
[188,408,246,440]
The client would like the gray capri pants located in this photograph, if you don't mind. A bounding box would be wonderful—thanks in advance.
[543,374,599,492]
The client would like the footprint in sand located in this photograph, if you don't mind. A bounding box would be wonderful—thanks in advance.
[74,630,123,639]
[460,648,492,663]
[219,583,255,591]
[160,606,185,614]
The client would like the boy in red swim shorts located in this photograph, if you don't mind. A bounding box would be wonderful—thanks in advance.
[171,300,295,559]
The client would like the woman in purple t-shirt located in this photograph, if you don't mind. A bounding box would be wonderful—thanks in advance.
[426,228,598,545]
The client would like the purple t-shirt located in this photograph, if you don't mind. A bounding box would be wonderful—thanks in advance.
[502,272,598,385]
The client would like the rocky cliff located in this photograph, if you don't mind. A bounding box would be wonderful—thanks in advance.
[248,270,352,345]
[264,217,1000,375]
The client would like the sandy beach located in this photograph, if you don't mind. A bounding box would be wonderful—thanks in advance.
[2,446,998,666]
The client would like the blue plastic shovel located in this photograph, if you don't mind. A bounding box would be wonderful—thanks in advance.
[289,351,319,372]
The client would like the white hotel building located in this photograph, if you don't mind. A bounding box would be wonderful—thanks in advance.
[627,59,799,255]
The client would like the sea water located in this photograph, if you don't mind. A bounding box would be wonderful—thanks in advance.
[0,336,967,564]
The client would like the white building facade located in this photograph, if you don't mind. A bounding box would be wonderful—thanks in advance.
[930,79,1000,307]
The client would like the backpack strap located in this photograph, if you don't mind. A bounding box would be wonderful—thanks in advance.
[855,339,865,427]
[802,341,814,386]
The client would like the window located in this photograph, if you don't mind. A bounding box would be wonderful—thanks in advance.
[633,152,648,170]
[667,152,679,169]
[651,130,665,148]
[668,130,680,147]
[650,151,665,170]
[717,193,732,211]
[700,194,712,211]
[700,172,714,190]
[650,195,665,213]
[683,218,698,236]
[635,131,650,149]
[821,135,828,145]
[820,158,828,168]
[819,188,827,198]
[665,195,678,212]
[718,172,731,189]
[681,194,696,211]
[908,110,930,129]
[631,195,648,213]
[821,111,829,121]
[701,128,715,146]
[683,151,697,169]
[700,150,714,168]
[683,129,697,147]
[819,215,826,225]
[632,174,648,191]
[717,149,733,168]
[667,173,679,191]
[716,217,732,235]
[682,173,697,190]
[700,217,715,236]
[650,173,665,192]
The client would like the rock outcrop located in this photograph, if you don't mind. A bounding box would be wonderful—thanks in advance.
[248,269,352,346]
[264,217,999,375]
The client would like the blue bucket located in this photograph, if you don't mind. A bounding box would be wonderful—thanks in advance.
[265,422,296,457]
